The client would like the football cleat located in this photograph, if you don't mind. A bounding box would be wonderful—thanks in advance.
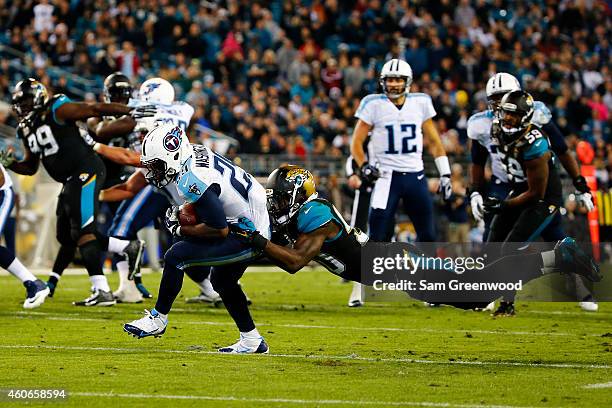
[125,239,145,280]
[73,289,116,306]
[114,282,143,303]
[579,301,598,312]
[492,301,515,317]
[23,279,50,309]
[186,279,222,305]
[555,238,601,282]
[218,334,269,354]
[124,309,167,338]
[136,283,153,298]
[348,282,364,307]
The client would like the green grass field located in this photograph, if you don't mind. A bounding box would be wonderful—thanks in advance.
[1,268,611,407]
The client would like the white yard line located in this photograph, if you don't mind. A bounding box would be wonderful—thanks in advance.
[8,310,602,337]
[69,391,549,408]
[582,382,612,389]
[0,344,609,370]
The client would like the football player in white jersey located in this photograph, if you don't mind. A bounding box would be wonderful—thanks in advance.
[350,58,452,243]
[467,72,597,314]
[123,124,270,354]
[0,159,50,308]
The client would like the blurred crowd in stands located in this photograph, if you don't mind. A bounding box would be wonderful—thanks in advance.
[0,0,610,242]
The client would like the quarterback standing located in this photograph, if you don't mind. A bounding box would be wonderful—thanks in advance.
[350,58,452,244]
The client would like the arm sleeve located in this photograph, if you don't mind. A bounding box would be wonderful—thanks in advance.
[471,140,489,166]
[51,95,72,124]
[542,121,568,155]
[297,202,334,234]
[355,96,375,125]
[192,184,227,229]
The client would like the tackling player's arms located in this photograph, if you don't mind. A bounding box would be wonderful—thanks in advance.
[93,143,141,167]
[88,115,136,142]
[264,222,340,273]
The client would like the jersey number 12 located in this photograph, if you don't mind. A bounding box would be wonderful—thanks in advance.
[385,124,417,154]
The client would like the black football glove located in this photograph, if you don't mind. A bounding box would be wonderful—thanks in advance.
[165,206,181,236]
[228,217,268,250]
[483,196,506,215]
[359,162,380,184]
[129,104,157,120]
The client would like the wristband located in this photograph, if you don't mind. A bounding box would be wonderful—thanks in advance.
[434,156,451,177]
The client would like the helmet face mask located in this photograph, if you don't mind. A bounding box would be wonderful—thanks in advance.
[266,166,317,226]
[379,59,413,100]
[104,72,133,104]
[140,124,191,188]
[495,90,535,144]
[11,78,48,118]
[142,158,177,188]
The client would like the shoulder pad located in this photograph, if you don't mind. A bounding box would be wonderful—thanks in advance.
[531,101,552,126]
[467,111,493,142]
[297,200,334,234]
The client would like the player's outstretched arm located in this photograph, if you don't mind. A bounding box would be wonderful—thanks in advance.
[99,171,147,202]
[263,228,329,274]
[7,136,39,176]
[93,143,141,167]
[55,102,132,122]
[95,116,137,142]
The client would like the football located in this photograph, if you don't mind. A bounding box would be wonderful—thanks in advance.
[178,203,198,226]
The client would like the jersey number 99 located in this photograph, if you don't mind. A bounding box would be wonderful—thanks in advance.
[27,125,59,157]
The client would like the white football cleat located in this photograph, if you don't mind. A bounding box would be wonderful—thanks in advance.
[579,301,598,312]
[186,278,222,305]
[348,282,364,307]
[114,281,143,303]
[23,279,50,309]
[124,309,167,338]
[218,334,269,354]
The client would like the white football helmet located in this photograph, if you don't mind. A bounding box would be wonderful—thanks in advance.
[140,123,191,188]
[139,78,175,104]
[485,73,521,106]
[379,58,413,99]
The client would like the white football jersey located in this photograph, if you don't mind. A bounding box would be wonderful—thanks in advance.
[467,101,552,183]
[0,164,12,190]
[355,93,436,172]
[174,144,270,238]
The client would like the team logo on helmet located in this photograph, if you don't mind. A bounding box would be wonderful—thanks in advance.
[142,82,161,95]
[163,127,182,152]
[286,168,311,186]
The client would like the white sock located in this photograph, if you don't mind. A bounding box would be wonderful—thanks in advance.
[108,237,130,254]
[241,328,261,339]
[117,260,130,288]
[49,272,61,281]
[7,258,37,283]
[152,308,167,321]
[90,275,111,292]
[541,250,556,268]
